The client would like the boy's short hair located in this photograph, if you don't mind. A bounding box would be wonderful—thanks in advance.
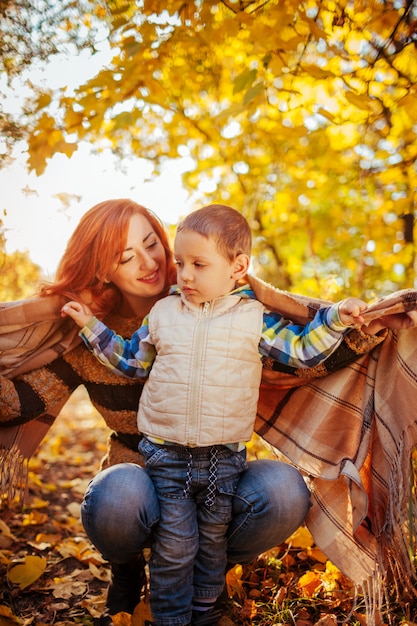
[177,204,252,260]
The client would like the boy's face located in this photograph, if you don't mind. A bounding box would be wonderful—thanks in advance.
[174,230,240,304]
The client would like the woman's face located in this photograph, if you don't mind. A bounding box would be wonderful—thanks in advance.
[108,213,167,303]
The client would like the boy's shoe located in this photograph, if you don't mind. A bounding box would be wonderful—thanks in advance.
[143,585,229,626]
[191,586,229,625]
[99,554,147,625]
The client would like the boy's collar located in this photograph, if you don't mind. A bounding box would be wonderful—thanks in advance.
[170,283,253,298]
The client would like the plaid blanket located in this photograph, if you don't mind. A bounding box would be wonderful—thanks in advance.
[0,296,80,377]
[0,296,81,501]
[250,276,417,622]
[2,281,417,623]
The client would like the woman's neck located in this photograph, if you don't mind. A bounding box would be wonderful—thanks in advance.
[118,293,162,319]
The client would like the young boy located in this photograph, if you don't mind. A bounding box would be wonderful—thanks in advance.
[62,204,367,626]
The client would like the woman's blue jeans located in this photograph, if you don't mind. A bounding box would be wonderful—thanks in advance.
[81,458,310,620]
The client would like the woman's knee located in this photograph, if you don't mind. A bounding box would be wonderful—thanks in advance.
[227,459,311,562]
[81,462,160,561]
[237,459,309,504]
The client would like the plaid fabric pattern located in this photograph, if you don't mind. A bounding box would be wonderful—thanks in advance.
[249,276,417,624]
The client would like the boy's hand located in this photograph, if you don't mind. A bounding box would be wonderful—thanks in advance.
[61,301,94,328]
[338,297,367,327]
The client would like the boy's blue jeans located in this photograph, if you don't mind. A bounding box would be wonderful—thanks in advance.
[138,437,248,626]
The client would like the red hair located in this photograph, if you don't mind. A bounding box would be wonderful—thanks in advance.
[40,199,176,316]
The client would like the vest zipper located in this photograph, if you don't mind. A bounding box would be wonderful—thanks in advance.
[187,301,210,445]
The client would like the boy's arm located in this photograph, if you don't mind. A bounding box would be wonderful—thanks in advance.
[79,316,155,379]
[259,303,355,369]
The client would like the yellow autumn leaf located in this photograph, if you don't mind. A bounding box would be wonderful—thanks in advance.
[233,69,257,94]
[326,123,361,150]
[317,107,336,123]
[324,560,343,578]
[302,64,335,80]
[33,92,52,112]
[392,43,417,82]
[131,599,154,626]
[7,555,47,589]
[112,611,132,626]
[0,604,21,626]
[56,536,98,561]
[226,564,244,599]
[34,532,61,545]
[29,496,49,509]
[0,520,17,542]
[344,90,372,111]
[398,94,417,123]
[297,570,322,596]
[307,546,328,564]
[22,511,48,526]
[285,525,314,549]
[89,562,111,581]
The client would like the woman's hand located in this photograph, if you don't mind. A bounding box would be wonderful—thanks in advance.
[362,310,417,335]
[61,301,94,328]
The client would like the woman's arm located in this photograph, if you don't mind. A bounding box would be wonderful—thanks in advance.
[0,356,81,427]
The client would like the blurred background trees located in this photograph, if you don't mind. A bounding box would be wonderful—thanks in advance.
[0,217,41,299]
[2,0,417,299]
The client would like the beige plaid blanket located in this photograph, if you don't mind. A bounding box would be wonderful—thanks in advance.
[250,276,417,622]
[2,281,417,622]
[0,296,81,500]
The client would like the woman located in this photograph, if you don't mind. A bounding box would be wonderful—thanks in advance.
[0,199,311,625]
[2,198,416,626]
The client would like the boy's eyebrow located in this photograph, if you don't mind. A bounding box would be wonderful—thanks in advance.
[174,253,210,261]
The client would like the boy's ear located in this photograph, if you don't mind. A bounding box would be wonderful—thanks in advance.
[232,254,250,280]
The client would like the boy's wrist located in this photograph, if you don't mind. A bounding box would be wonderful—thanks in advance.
[328,302,350,330]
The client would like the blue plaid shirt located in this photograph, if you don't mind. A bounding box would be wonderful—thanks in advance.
[79,284,349,379]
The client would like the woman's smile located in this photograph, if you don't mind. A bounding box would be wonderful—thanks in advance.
[139,269,160,284]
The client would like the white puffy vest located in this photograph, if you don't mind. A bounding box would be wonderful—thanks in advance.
[138,293,264,446]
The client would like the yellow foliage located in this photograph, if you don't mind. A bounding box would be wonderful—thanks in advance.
[285,526,314,549]
[326,123,361,150]
[56,536,92,560]
[0,520,18,543]
[131,599,154,626]
[9,0,417,297]
[298,569,322,596]
[7,555,47,589]
[0,605,21,626]
[344,31,369,55]
[22,511,48,526]
[393,44,417,83]
[226,564,245,600]
[0,249,42,301]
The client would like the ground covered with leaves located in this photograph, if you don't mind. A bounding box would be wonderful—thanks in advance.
[1,387,417,626]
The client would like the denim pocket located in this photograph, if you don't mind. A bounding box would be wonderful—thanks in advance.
[138,437,170,466]
[215,447,248,488]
